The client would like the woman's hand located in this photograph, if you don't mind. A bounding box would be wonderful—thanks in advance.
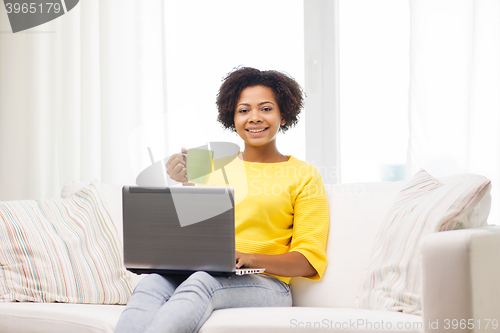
[166,147,194,186]
[235,251,317,278]
[235,251,255,269]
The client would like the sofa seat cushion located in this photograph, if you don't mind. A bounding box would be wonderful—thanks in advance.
[0,303,125,333]
[200,307,423,333]
[0,304,423,333]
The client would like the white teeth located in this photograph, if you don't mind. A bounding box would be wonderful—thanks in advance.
[248,128,266,133]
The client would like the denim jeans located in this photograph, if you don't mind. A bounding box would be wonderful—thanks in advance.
[114,271,292,333]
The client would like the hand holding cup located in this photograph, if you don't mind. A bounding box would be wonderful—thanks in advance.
[166,147,194,186]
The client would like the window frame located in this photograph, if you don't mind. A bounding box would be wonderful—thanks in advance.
[304,0,340,184]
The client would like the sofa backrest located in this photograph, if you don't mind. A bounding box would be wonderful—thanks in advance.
[290,181,404,307]
[290,176,491,308]
[61,176,491,307]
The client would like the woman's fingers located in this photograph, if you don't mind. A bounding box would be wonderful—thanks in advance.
[166,155,185,169]
[235,258,243,269]
[168,168,186,182]
[166,149,188,182]
[181,147,188,167]
[235,251,246,269]
[171,163,185,177]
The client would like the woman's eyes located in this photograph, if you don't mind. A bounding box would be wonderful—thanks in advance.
[238,107,272,113]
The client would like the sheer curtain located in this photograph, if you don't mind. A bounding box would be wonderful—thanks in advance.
[0,0,167,200]
[408,0,500,224]
[0,0,305,201]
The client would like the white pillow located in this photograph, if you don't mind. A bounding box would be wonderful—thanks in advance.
[0,181,133,304]
[355,170,491,314]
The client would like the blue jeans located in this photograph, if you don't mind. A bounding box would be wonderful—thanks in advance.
[114,271,292,333]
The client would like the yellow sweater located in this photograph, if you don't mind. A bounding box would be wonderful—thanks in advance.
[204,155,329,284]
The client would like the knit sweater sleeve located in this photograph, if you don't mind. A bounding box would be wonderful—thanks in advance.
[289,167,329,280]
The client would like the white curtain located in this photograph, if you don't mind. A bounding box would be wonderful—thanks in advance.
[408,0,500,224]
[0,0,168,200]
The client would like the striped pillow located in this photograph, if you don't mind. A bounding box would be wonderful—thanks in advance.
[0,181,133,304]
[356,169,491,314]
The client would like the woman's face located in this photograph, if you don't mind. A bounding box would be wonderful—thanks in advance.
[233,85,285,149]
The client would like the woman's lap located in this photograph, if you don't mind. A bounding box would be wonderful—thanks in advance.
[115,271,291,333]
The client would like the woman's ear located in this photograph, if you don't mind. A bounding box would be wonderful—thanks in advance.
[281,118,286,126]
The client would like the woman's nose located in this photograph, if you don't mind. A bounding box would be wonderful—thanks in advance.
[249,110,262,122]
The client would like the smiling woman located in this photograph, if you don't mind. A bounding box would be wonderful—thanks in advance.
[215,67,304,163]
[234,85,285,144]
[117,67,329,333]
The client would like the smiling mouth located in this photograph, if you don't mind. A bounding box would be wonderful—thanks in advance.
[246,127,269,133]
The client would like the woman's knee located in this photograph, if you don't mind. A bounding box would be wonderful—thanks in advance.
[177,271,220,296]
[186,271,216,282]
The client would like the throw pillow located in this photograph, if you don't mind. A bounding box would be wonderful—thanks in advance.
[355,169,491,314]
[0,181,133,304]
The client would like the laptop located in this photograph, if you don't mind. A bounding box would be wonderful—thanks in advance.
[122,185,265,276]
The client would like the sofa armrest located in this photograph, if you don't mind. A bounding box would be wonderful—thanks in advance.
[421,225,500,333]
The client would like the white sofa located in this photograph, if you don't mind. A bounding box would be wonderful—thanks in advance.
[0,177,499,333]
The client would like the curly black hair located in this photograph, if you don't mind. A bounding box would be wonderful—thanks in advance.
[216,67,304,133]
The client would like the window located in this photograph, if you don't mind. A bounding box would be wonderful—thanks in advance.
[339,0,410,183]
[164,0,305,160]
